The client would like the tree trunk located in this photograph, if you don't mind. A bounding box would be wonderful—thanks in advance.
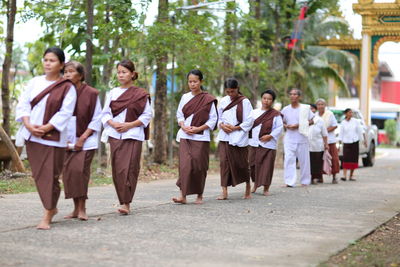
[0,125,25,172]
[1,0,17,135]
[222,1,236,93]
[153,0,169,164]
[85,0,94,85]
[248,0,261,107]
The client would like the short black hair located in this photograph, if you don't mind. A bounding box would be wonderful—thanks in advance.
[224,77,239,89]
[43,47,65,64]
[187,69,203,81]
[261,89,276,101]
[344,108,352,114]
[310,103,317,110]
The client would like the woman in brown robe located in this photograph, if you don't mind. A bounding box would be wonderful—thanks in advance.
[101,59,152,214]
[172,70,218,204]
[62,61,102,220]
[15,47,77,229]
[248,90,283,195]
[216,78,253,200]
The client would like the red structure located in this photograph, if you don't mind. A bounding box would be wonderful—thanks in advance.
[381,80,400,105]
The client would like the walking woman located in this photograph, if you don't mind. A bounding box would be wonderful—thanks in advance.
[338,108,366,181]
[15,47,77,229]
[62,61,102,220]
[172,69,218,204]
[101,59,152,214]
[248,90,283,195]
[308,104,329,184]
[315,98,340,184]
[217,78,253,200]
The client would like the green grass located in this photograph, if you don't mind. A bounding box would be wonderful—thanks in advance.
[0,177,37,194]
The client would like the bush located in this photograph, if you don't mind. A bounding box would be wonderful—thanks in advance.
[384,119,397,144]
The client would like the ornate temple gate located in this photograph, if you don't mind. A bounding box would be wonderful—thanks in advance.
[353,0,400,125]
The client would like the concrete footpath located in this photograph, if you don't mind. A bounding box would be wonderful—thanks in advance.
[1,148,399,267]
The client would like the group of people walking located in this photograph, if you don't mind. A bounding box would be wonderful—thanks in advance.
[16,47,366,230]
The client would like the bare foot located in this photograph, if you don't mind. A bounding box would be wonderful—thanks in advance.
[263,191,270,196]
[64,211,78,219]
[172,197,187,204]
[301,184,308,187]
[78,211,88,221]
[242,194,252,199]
[216,195,228,200]
[117,208,130,215]
[37,208,58,230]
[194,197,203,205]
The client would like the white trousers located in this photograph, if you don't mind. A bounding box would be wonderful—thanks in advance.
[284,142,311,186]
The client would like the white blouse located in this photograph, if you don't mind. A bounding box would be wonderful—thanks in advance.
[101,87,152,142]
[315,111,338,144]
[176,91,218,142]
[338,118,363,144]
[281,104,314,144]
[248,109,283,150]
[15,75,77,148]
[67,97,102,150]
[308,117,328,152]
[217,95,253,147]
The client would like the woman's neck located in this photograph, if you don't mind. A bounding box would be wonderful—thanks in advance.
[191,88,202,95]
[262,106,271,111]
[121,82,133,89]
[75,81,83,89]
[45,73,61,81]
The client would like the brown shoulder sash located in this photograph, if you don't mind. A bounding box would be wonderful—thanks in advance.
[182,92,218,134]
[250,108,281,138]
[222,95,246,125]
[74,83,99,137]
[30,78,73,141]
[110,86,151,140]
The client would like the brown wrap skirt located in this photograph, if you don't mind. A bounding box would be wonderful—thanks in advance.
[328,143,340,175]
[219,141,249,187]
[177,139,210,196]
[62,149,95,199]
[26,141,65,210]
[254,146,276,189]
[109,137,142,204]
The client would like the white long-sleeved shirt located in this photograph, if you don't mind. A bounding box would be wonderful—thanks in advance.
[281,104,314,144]
[338,117,363,144]
[101,87,152,142]
[248,109,283,150]
[67,97,102,150]
[308,116,328,152]
[15,75,77,148]
[217,95,253,147]
[315,110,338,144]
[176,92,218,142]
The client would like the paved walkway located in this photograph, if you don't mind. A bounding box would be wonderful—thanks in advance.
[1,148,399,267]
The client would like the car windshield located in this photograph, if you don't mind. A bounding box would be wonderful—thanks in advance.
[330,109,344,123]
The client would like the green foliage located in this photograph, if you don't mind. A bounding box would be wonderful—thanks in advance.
[384,119,397,144]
